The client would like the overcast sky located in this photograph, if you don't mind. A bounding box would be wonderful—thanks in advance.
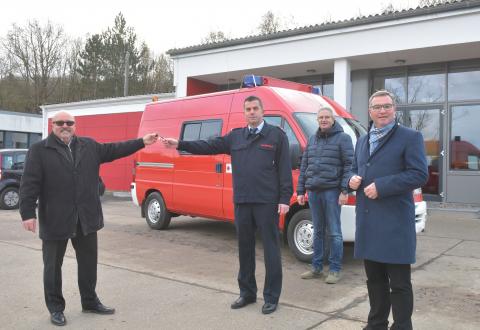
[1,0,420,54]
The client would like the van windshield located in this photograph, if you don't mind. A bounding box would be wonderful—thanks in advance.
[294,112,367,145]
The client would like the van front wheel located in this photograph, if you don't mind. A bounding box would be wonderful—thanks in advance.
[287,209,314,263]
[144,192,171,230]
[0,186,20,210]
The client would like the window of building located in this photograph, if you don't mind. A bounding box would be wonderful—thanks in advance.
[373,74,407,104]
[450,104,480,171]
[29,133,42,146]
[448,69,480,101]
[0,131,4,148]
[407,71,445,103]
[322,83,334,99]
[4,132,28,148]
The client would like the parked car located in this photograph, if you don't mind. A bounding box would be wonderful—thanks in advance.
[0,149,27,210]
[131,75,428,262]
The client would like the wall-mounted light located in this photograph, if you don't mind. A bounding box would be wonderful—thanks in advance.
[306,69,316,73]
[228,78,236,82]
[394,59,406,65]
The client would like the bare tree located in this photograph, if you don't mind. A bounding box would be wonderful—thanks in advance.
[381,3,396,14]
[258,11,282,34]
[57,38,84,103]
[202,31,228,44]
[2,20,68,112]
[0,53,9,79]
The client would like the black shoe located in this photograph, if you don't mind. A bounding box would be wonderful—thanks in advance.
[82,302,115,315]
[262,302,278,314]
[230,296,256,309]
[50,311,66,326]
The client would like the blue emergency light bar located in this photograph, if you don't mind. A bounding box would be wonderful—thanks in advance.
[241,74,321,96]
[241,75,263,87]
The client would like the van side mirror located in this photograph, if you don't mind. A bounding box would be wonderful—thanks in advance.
[289,144,302,170]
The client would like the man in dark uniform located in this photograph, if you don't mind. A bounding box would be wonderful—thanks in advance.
[20,111,159,326]
[162,95,293,314]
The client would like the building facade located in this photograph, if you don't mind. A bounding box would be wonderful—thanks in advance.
[168,0,480,203]
[0,110,42,149]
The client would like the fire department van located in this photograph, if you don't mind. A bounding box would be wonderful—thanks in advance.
[131,75,427,262]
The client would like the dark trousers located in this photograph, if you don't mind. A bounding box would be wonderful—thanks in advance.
[42,227,99,313]
[364,259,413,330]
[234,203,282,304]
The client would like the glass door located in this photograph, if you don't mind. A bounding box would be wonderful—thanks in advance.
[397,106,443,200]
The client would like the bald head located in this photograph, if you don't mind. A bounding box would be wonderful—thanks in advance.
[52,111,76,144]
[52,111,75,123]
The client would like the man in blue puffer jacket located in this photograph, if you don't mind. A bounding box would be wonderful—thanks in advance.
[297,107,354,284]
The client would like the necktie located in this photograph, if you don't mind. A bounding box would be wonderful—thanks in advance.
[249,127,257,135]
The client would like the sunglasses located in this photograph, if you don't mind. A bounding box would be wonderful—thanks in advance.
[53,120,75,127]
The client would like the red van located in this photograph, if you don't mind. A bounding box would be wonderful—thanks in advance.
[131,75,427,262]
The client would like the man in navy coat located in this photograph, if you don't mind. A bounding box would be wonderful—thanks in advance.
[349,90,428,330]
[162,96,293,315]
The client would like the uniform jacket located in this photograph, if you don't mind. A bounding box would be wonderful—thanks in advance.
[178,122,293,205]
[352,123,428,264]
[20,133,145,240]
[297,121,353,195]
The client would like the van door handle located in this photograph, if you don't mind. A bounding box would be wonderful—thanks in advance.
[215,163,223,173]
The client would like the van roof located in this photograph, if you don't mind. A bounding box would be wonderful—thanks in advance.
[145,85,354,119]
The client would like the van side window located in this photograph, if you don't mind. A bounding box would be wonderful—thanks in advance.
[181,120,222,142]
[1,154,14,170]
[264,116,300,147]
[13,153,26,170]
[264,116,302,169]
[200,121,222,140]
[183,123,201,141]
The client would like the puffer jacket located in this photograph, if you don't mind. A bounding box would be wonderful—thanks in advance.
[297,121,354,195]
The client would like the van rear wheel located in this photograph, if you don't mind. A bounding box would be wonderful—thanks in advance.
[287,209,314,262]
[144,192,171,230]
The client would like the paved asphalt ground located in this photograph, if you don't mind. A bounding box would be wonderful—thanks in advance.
[1,197,479,330]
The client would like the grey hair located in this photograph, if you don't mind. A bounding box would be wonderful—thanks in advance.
[369,90,396,106]
[317,107,334,116]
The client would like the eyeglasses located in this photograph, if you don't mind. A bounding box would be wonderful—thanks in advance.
[53,120,75,126]
[369,104,394,111]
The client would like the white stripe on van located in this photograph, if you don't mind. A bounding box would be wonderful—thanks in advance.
[136,162,174,168]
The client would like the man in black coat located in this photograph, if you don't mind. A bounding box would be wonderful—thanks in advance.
[162,95,293,314]
[19,111,158,326]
